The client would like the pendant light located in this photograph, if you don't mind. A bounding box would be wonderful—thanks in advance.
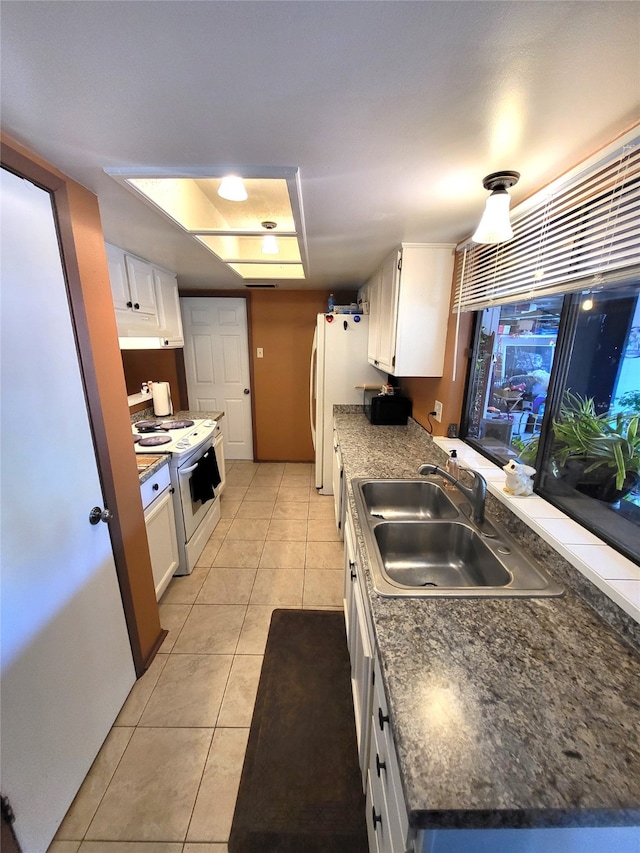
[261,221,279,254]
[472,171,520,244]
[218,175,248,201]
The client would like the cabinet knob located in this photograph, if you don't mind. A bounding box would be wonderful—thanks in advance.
[126,301,133,308]
[376,753,386,777]
[134,302,140,310]
[378,707,389,730]
[371,806,382,830]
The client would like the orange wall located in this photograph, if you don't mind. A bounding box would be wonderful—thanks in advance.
[122,348,188,412]
[251,290,328,460]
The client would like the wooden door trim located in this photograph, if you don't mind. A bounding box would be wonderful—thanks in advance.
[180,292,257,461]
[1,134,164,675]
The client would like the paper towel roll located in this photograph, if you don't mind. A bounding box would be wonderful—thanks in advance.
[152,382,173,417]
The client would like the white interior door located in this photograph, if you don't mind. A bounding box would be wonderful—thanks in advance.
[0,167,135,853]
[181,296,253,459]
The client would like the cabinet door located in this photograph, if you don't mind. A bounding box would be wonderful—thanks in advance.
[105,243,131,311]
[144,488,179,600]
[154,268,184,346]
[332,430,343,537]
[367,268,382,365]
[376,249,401,374]
[393,244,455,377]
[125,255,157,316]
[344,517,373,785]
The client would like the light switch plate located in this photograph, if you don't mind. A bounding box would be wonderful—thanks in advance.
[257,347,264,358]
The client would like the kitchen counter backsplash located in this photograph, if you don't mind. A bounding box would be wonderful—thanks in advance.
[131,408,224,424]
[335,412,639,652]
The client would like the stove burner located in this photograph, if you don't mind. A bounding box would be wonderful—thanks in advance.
[133,435,141,444]
[135,418,195,433]
[138,435,172,447]
[135,420,166,432]
[161,419,195,430]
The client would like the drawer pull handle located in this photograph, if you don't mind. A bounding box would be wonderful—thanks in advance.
[378,707,389,730]
[350,560,356,580]
[152,483,159,491]
[371,806,382,831]
[376,753,386,777]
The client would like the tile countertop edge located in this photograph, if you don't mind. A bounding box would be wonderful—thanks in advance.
[334,413,640,831]
[432,437,640,626]
[138,454,169,484]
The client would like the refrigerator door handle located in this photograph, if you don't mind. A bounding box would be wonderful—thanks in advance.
[310,326,317,451]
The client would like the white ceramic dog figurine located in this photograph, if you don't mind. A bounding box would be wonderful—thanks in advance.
[503,459,536,496]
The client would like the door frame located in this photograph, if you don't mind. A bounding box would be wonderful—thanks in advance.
[1,134,164,675]
[180,288,257,460]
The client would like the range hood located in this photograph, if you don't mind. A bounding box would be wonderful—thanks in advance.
[118,335,178,350]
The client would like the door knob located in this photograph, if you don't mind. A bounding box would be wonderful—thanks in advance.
[244,388,250,395]
[89,506,113,525]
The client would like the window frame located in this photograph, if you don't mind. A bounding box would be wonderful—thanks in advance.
[461,284,640,565]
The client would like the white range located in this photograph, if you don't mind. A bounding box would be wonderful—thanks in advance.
[133,417,225,575]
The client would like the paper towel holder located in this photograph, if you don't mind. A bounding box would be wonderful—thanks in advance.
[152,381,173,417]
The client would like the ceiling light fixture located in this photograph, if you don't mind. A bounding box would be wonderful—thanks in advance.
[218,175,248,202]
[261,221,279,254]
[472,170,520,244]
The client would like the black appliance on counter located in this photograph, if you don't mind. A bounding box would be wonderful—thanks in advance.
[364,389,412,425]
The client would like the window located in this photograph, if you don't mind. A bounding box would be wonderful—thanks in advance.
[463,281,640,564]
[465,295,563,464]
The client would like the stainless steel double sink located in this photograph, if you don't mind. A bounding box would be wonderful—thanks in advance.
[352,478,563,598]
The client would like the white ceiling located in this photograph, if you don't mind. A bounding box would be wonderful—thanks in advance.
[2,1,639,291]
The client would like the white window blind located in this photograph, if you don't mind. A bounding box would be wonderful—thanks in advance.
[454,130,640,313]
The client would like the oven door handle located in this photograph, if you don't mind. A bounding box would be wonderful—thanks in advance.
[179,463,199,475]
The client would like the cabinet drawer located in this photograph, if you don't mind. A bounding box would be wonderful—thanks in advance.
[140,464,171,510]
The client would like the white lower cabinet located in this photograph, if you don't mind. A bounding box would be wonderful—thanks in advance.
[333,427,344,539]
[344,511,374,784]
[140,465,179,600]
[344,504,412,852]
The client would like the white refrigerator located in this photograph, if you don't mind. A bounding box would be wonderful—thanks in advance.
[310,313,385,493]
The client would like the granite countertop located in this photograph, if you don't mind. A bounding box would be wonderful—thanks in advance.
[334,412,640,830]
[134,409,224,483]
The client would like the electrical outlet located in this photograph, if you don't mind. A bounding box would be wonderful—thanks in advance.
[257,347,264,358]
[434,400,443,423]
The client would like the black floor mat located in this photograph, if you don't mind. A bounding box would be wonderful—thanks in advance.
[228,609,368,853]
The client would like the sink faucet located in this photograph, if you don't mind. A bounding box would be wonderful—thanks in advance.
[418,463,487,524]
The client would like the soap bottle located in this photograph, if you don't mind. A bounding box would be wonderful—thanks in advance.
[443,449,459,489]
[328,293,336,312]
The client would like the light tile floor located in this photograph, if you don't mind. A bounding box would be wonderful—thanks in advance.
[49,461,342,853]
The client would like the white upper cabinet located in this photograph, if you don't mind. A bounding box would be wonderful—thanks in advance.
[124,255,157,316]
[367,243,455,377]
[105,243,183,348]
[154,268,184,348]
